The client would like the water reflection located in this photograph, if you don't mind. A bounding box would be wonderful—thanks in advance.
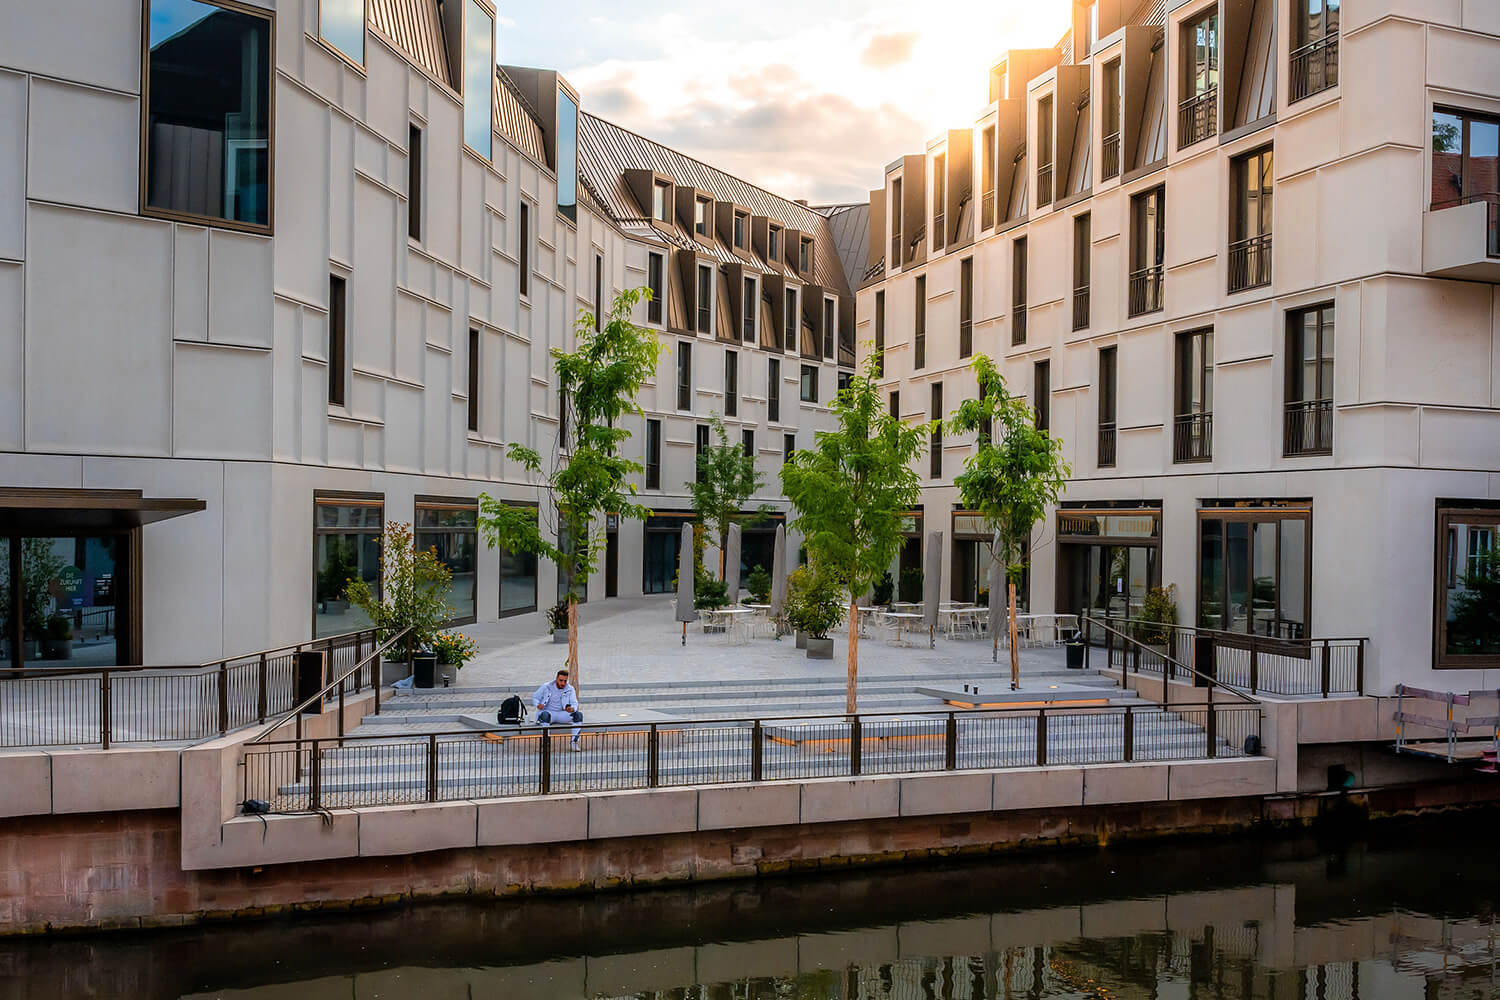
[4,827,1500,1000]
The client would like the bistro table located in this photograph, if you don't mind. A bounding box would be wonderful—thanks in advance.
[717,607,755,645]
[884,612,922,647]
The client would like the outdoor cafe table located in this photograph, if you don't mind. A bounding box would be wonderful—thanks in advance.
[853,605,886,637]
[885,612,922,647]
[718,607,755,644]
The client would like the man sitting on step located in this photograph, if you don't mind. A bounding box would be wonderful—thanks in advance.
[533,668,584,751]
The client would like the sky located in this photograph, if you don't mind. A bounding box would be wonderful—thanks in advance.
[499,2,1073,205]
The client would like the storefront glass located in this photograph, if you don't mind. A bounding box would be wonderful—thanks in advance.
[415,502,478,624]
[1197,505,1310,638]
[314,499,383,638]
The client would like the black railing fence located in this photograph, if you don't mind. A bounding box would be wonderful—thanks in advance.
[1290,35,1339,103]
[1178,88,1218,148]
[1284,398,1333,456]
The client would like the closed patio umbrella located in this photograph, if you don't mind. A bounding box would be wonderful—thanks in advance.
[725,523,742,604]
[769,523,787,622]
[676,522,698,645]
[923,531,942,648]
[988,532,1005,664]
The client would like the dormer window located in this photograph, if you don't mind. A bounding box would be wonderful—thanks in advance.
[652,182,671,223]
[768,226,781,262]
[733,212,748,249]
[695,198,711,236]
[799,237,813,273]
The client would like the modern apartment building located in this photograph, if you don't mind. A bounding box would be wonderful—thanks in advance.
[859,0,1500,694]
[0,0,853,667]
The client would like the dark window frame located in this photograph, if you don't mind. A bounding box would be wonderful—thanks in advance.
[676,341,692,411]
[328,274,347,407]
[408,124,423,242]
[822,297,835,360]
[415,496,480,627]
[768,358,781,423]
[959,258,974,358]
[874,290,886,376]
[647,251,663,324]
[1012,237,1028,345]
[1284,302,1334,457]
[1129,186,1166,317]
[932,152,947,251]
[930,382,944,479]
[800,365,818,404]
[466,327,480,433]
[496,500,539,619]
[696,263,713,334]
[695,424,710,483]
[742,428,755,459]
[914,275,927,368]
[313,492,383,639]
[743,276,757,342]
[594,253,604,333]
[1229,146,1274,293]
[1197,504,1313,640]
[1434,502,1500,670]
[1098,345,1117,468]
[1034,360,1051,433]
[1073,213,1091,330]
[518,200,530,297]
[1173,327,1214,463]
[724,350,739,417]
[645,418,662,490]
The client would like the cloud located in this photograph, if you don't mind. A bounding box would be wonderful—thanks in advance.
[860,31,919,70]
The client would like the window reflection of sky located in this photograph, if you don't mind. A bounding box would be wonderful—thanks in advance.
[557,91,579,214]
[149,0,217,48]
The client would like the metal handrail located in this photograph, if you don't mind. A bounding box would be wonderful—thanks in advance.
[1084,616,1259,705]
[1178,88,1217,148]
[0,626,378,678]
[1228,233,1272,292]
[1102,131,1121,180]
[249,627,411,745]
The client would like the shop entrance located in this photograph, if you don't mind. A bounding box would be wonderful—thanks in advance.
[1055,507,1162,632]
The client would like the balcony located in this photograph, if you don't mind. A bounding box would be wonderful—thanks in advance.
[933,213,946,251]
[1423,194,1500,282]
[1283,400,1332,457]
[1173,412,1212,463]
[1102,131,1121,181]
[1012,306,1028,345]
[1037,163,1054,207]
[1128,265,1164,316]
[1098,422,1117,468]
[1228,234,1272,293]
[1290,35,1338,104]
[1178,89,1217,149]
[981,190,996,230]
[1072,285,1090,331]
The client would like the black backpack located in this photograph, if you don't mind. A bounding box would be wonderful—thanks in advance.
[498,694,526,725]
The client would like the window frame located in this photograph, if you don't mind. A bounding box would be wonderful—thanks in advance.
[742,429,755,459]
[783,287,798,355]
[460,0,495,161]
[743,276,757,343]
[645,419,662,490]
[408,123,423,242]
[1073,213,1092,331]
[1098,345,1118,469]
[959,258,974,358]
[1435,504,1500,670]
[652,181,671,223]
[676,341,693,411]
[915,275,927,369]
[930,382,944,479]
[140,0,276,235]
[328,273,347,408]
[496,500,539,619]
[800,365,818,404]
[695,424,710,483]
[932,152,947,251]
[1196,504,1313,641]
[312,492,383,638]
[1012,237,1029,345]
[1034,360,1051,433]
[724,350,739,417]
[696,263,713,334]
[822,296,836,360]
[647,251,664,325]
[518,200,530,298]
[768,358,781,423]
[415,496,480,627]
[317,0,367,68]
[467,327,480,433]
[768,225,782,263]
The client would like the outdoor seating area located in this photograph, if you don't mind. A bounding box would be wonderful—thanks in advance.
[691,602,1084,650]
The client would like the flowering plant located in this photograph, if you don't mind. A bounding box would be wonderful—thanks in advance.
[431,631,479,667]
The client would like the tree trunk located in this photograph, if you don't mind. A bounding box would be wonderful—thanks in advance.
[847,596,859,716]
[567,597,580,691]
[1007,582,1020,691]
[718,529,726,580]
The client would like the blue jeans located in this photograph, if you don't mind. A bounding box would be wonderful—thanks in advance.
[537,709,583,739]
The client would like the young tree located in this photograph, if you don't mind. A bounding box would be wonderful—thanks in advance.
[478,287,660,687]
[686,412,768,578]
[781,352,928,713]
[949,354,1071,690]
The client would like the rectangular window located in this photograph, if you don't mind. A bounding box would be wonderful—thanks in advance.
[784,288,798,354]
[518,201,530,297]
[1033,360,1051,433]
[890,177,903,267]
[1129,187,1166,316]
[1179,7,1219,147]
[980,125,997,229]
[914,275,927,368]
[890,390,900,420]
[733,213,746,248]
[319,0,366,64]
[874,290,886,377]
[328,274,346,407]
[959,258,974,358]
[1285,304,1334,456]
[695,198,710,236]
[1432,108,1500,257]
[930,383,944,479]
[645,419,662,490]
[144,0,271,229]
[559,386,568,449]
[1073,213,1091,331]
[1198,505,1311,639]
[647,252,663,324]
[467,328,480,432]
[1012,238,1028,345]
[497,504,539,618]
[1436,504,1500,668]
[416,499,479,625]
[653,182,670,222]
[800,238,813,273]
[463,0,494,159]
[1291,0,1340,103]
[784,433,795,464]
[314,496,383,638]
[837,371,853,396]
[1102,60,1122,180]
[743,277,757,342]
[697,264,713,334]
[1174,327,1214,463]
[408,124,423,241]
[822,298,835,360]
[742,429,755,459]
[768,358,781,422]
[557,89,578,221]
[695,424,710,483]
[594,254,604,333]
[677,342,692,410]
[725,351,739,416]
[800,365,818,403]
[1098,346,1117,468]
[1230,147,1274,292]
[768,227,781,262]
[1037,95,1054,207]
[933,152,947,251]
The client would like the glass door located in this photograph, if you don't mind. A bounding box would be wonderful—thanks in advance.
[19,535,123,667]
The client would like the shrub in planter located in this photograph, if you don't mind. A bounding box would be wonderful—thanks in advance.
[546,602,569,642]
[42,613,73,660]
[432,631,478,667]
[1132,584,1178,647]
[694,575,729,610]
[787,568,842,641]
[746,565,772,604]
[346,522,454,661]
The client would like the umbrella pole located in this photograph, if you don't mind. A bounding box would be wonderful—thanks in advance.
[681,621,686,647]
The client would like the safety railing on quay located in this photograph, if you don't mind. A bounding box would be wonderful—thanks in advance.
[1085,616,1365,698]
[240,699,1264,814]
[249,627,412,747]
[0,628,383,749]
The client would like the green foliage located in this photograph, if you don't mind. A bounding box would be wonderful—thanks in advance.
[780,352,929,602]
[746,565,773,604]
[1434,119,1461,153]
[345,522,454,659]
[694,576,729,610]
[546,602,570,631]
[1450,548,1500,655]
[872,570,894,607]
[1134,585,1179,646]
[431,631,478,667]
[898,567,924,604]
[784,565,843,639]
[687,414,769,569]
[317,538,358,603]
[15,538,66,636]
[478,287,661,609]
[45,613,72,641]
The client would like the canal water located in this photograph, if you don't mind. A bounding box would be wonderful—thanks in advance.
[4,820,1499,999]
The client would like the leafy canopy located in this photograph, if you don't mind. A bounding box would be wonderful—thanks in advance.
[780,352,928,599]
[686,412,769,553]
[478,287,661,602]
[345,521,454,659]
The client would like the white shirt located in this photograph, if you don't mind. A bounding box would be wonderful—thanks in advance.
[533,680,579,715]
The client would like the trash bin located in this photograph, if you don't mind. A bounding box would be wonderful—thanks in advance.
[1065,639,1085,669]
[413,653,438,689]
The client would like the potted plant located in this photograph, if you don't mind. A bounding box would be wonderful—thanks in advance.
[873,570,894,608]
[694,574,728,611]
[785,565,812,648]
[547,602,570,643]
[746,565,772,604]
[41,613,73,661]
[789,569,843,660]
[346,522,454,689]
[432,631,478,687]
[1132,584,1178,654]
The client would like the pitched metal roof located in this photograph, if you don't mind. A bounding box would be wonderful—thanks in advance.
[495,68,548,168]
[810,203,870,294]
[368,0,450,89]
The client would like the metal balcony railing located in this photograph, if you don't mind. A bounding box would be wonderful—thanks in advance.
[959,318,973,359]
[1290,34,1339,103]
[1072,284,1090,330]
[1173,412,1213,463]
[1102,131,1121,180]
[1228,233,1272,292]
[1037,163,1054,206]
[1097,421,1116,468]
[933,213,945,251]
[981,190,996,230]
[890,235,902,270]
[1283,399,1333,456]
[1012,305,1028,345]
[1178,88,1217,148]
[1128,264,1164,316]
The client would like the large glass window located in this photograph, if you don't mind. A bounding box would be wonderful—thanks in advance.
[462,0,494,159]
[800,365,818,404]
[1179,8,1219,147]
[1285,304,1333,455]
[319,0,365,64]
[314,497,383,638]
[1174,327,1214,463]
[1436,505,1500,668]
[145,0,271,229]
[416,500,478,625]
[914,275,927,368]
[497,504,539,617]
[1432,108,1500,256]
[1229,147,1274,292]
[1291,1,1339,102]
[645,420,662,490]
[556,89,578,221]
[768,359,781,423]
[1129,187,1165,316]
[1198,505,1310,639]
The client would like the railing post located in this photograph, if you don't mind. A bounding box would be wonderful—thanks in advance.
[1083,618,1091,671]
[1356,641,1365,697]
[1320,642,1331,699]
[1123,707,1134,763]
[217,661,229,735]
[100,672,112,751]
[426,733,439,803]
[1249,637,1259,696]
[309,739,322,812]
[1206,687,1218,759]
[337,669,346,742]
[539,726,551,795]
[1133,639,1141,677]
[1036,711,1048,767]
[257,652,268,724]
[648,724,660,788]
[751,720,763,782]
[945,713,957,770]
[850,717,862,777]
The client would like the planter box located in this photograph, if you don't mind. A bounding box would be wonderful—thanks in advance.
[795,630,808,649]
[806,637,834,660]
[438,662,459,687]
[552,630,569,644]
[41,638,73,660]
[380,660,412,686]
